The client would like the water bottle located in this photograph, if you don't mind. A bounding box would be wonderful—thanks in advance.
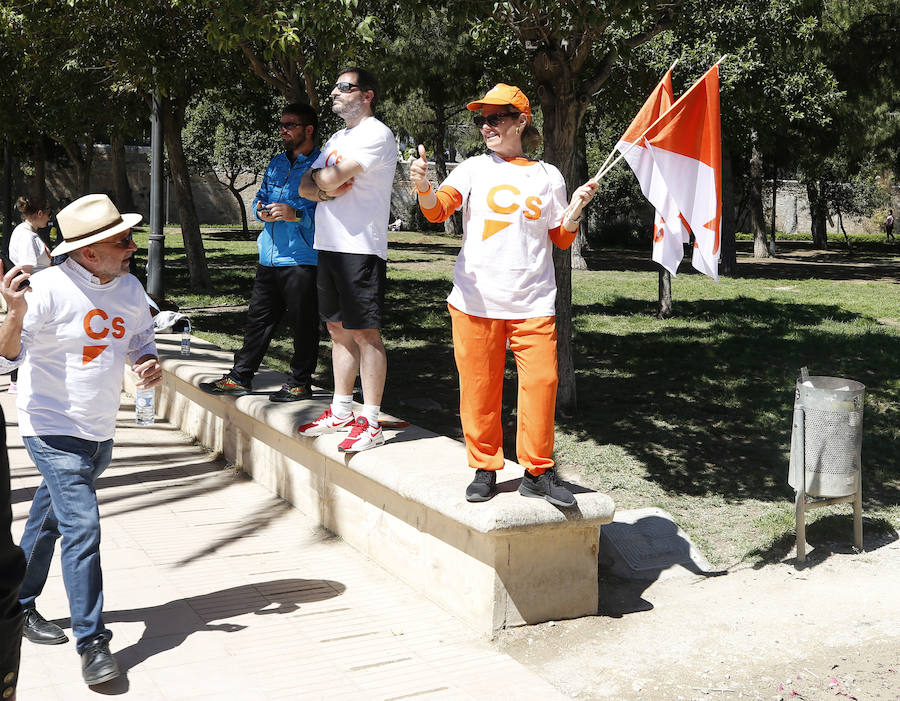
[135,387,155,426]
[180,320,191,357]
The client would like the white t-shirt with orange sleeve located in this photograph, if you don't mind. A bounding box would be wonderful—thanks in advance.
[440,153,569,319]
[312,115,398,260]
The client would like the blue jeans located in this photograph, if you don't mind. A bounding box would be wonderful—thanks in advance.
[18,435,113,653]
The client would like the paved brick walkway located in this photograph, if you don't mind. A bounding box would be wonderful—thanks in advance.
[5,389,566,700]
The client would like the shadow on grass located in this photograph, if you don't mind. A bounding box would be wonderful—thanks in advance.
[744,514,898,568]
[564,294,900,504]
[172,242,900,521]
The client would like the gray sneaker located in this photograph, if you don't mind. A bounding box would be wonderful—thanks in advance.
[465,469,497,502]
[518,468,576,507]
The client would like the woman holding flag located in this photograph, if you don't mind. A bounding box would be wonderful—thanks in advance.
[409,83,597,506]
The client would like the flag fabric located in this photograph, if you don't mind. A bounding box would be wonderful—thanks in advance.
[641,64,723,280]
[616,66,690,276]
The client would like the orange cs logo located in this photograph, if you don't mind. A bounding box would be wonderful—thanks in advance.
[325,150,343,167]
[81,309,125,365]
[84,309,125,340]
[483,185,543,239]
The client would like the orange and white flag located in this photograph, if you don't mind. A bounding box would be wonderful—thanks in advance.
[641,63,723,280]
[616,66,690,276]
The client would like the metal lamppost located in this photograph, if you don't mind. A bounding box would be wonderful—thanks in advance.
[147,91,165,298]
[2,140,12,247]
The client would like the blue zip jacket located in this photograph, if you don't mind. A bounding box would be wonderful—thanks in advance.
[252,148,320,266]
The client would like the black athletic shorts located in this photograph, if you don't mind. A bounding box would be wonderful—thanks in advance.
[316,250,386,330]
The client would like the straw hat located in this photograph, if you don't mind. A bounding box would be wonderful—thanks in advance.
[50,194,142,257]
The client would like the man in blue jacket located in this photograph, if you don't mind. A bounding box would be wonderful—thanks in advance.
[202,103,321,402]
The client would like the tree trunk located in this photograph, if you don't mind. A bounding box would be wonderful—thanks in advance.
[32,138,47,204]
[227,181,250,236]
[62,138,94,196]
[837,209,852,255]
[570,130,588,270]
[657,267,672,318]
[161,96,212,292]
[110,133,137,212]
[430,108,462,236]
[719,146,738,276]
[749,144,769,258]
[806,180,829,249]
[535,76,589,416]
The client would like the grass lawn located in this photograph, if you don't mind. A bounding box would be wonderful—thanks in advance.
[133,226,900,568]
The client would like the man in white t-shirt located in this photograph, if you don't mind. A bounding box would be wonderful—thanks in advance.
[0,194,162,687]
[297,66,398,452]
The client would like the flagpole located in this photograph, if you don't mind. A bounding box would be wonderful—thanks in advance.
[593,59,681,179]
[590,56,727,185]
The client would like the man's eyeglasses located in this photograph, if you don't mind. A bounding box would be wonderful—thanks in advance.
[333,82,361,93]
[473,112,520,129]
[279,122,307,131]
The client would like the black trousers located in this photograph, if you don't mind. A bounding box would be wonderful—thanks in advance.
[0,406,25,698]
[231,264,320,386]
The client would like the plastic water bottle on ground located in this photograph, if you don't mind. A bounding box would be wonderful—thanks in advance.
[135,387,155,426]
[181,320,191,357]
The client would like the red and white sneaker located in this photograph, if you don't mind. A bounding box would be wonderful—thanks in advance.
[338,417,385,453]
[297,407,355,437]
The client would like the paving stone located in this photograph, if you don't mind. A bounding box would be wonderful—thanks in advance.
[6,388,568,700]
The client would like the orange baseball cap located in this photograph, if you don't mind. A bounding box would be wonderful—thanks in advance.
[466,83,531,123]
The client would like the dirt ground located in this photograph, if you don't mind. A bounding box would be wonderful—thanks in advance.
[497,533,900,700]
[493,243,900,700]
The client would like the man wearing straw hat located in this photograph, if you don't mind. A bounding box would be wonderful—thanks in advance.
[0,194,162,686]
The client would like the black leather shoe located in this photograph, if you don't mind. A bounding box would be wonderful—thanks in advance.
[81,636,120,686]
[465,469,497,502]
[22,609,69,645]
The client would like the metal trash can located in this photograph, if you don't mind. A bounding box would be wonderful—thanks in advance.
[788,369,864,562]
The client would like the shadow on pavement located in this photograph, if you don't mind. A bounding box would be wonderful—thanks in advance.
[105,578,347,673]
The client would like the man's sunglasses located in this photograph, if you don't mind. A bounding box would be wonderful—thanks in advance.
[94,231,134,249]
[333,81,362,93]
[473,112,520,129]
[279,121,308,131]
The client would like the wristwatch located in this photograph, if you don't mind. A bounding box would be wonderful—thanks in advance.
[318,189,335,201]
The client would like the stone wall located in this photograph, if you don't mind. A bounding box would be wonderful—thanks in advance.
[757,180,898,236]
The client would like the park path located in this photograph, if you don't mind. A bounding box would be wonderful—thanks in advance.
[4,386,565,701]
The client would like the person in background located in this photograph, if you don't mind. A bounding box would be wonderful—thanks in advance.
[0,194,162,687]
[886,208,894,243]
[6,197,53,394]
[0,404,26,701]
[201,103,321,402]
[297,66,398,453]
[409,83,597,507]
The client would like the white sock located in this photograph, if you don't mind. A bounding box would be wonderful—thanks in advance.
[362,404,380,427]
[331,394,354,419]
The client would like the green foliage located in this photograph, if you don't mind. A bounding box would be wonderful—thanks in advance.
[182,85,276,179]
[203,0,379,105]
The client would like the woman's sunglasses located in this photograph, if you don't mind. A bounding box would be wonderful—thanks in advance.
[473,112,520,129]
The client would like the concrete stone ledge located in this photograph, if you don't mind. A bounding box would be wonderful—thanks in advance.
[132,335,616,635]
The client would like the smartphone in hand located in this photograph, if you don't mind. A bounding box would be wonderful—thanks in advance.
[1,256,30,290]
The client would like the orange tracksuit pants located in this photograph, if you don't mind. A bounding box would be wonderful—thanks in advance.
[449,304,558,476]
